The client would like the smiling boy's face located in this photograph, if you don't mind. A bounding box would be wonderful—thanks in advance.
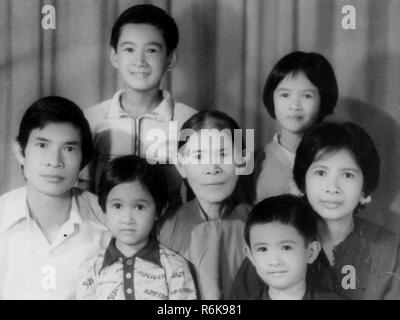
[16,122,82,198]
[245,221,320,292]
[110,23,175,94]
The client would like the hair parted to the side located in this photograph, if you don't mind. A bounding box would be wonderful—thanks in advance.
[98,155,168,216]
[178,109,245,152]
[293,121,380,198]
[244,194,318,247]
[110,4,179,55]
[263,51,338,122]
[16,96,93,169]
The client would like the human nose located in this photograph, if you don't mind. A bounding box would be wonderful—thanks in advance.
[325,174,340,194]
[120,209,135,224]
[267,250,282,266]
[204,163,222,175]
[132,49,146,66]
[45,147,63,168]
[289,94,301,110]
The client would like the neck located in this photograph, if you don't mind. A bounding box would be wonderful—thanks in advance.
[197,198,224,220]
[268,279,307,300]
[278,129,303,153]
[26,184,72,236]
[317,215,354,247]
[122,87,162,117]
[115,238,149,258]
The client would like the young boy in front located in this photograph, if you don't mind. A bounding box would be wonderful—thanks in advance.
[242,194,342,300]
[77,155,197,300]
[0,96,109,299]
[80,4,197,208]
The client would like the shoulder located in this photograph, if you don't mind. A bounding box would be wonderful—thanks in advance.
[0,186,27,221]
[72,188,108,231]
[230,203,252,221]
[83,91,122,123]
[355,217,399,244]
[159,244,190,268]
[84,98,112,119]
[172,102,198,124]
[0,186,26,205]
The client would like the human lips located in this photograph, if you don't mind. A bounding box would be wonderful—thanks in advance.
[319,200,343,209]
[40,174,65,183]
[129,70,150,78]
[267,270,288,277]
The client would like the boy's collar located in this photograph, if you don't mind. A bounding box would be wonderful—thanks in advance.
[100,236,161,272]
[106,90,174,121]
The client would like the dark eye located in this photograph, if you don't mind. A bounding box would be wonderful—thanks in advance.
[112,203,122,210]
[280,93,289,98]
[344,172,354,179]
[147,48,158,53]
[315,170,326,177]
[37,142,47,149]
[256,247,267,252]
[303,93,313,99]
[124,47,134,53]
[135,204,145,211]
[64,146,75,152]
[282,245,292,251]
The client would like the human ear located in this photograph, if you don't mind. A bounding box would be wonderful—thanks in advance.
[109,46,119,69]
[166,50,177,71]
[175,153,187,179]
[359,194,372,205]
[244,244,256,267]
[306,240,321,264]
[13,141,25,166]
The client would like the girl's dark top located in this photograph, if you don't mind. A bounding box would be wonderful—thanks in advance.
[230,217,400,300]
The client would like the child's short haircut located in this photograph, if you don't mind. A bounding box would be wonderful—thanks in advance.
[244,194,317,247]
[293,121,380,197]
[98,155,168,216]
[110,4,179,55]
[16,96,93,169]
[178,110,244,151]
[263,51,338,122]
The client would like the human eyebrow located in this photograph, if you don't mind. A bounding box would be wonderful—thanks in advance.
[275,88,290,92]
[278,240,297,245]
[64,141,81,146]
[33,137,51,143]
[341,167,361,173]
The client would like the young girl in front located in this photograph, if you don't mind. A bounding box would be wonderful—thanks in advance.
[254,51,338,203]
[77,155,197,300]
[292,121,400,299]
[158,110,252,300]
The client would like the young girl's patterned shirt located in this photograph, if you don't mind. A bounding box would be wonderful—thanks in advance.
[77,237,197,300]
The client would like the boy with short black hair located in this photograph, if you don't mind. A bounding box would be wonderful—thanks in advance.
[242,194,342,300]
[0,96,109,299]
[80,4,197,208]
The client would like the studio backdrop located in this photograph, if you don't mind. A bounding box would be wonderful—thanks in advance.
[1,0,400,231]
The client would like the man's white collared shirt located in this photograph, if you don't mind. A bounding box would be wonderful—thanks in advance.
[0,186,110,299]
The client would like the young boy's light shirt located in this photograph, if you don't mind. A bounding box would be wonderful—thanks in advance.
[0,187,110,300]
[77,237,197,300]
[80,90,197,190]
